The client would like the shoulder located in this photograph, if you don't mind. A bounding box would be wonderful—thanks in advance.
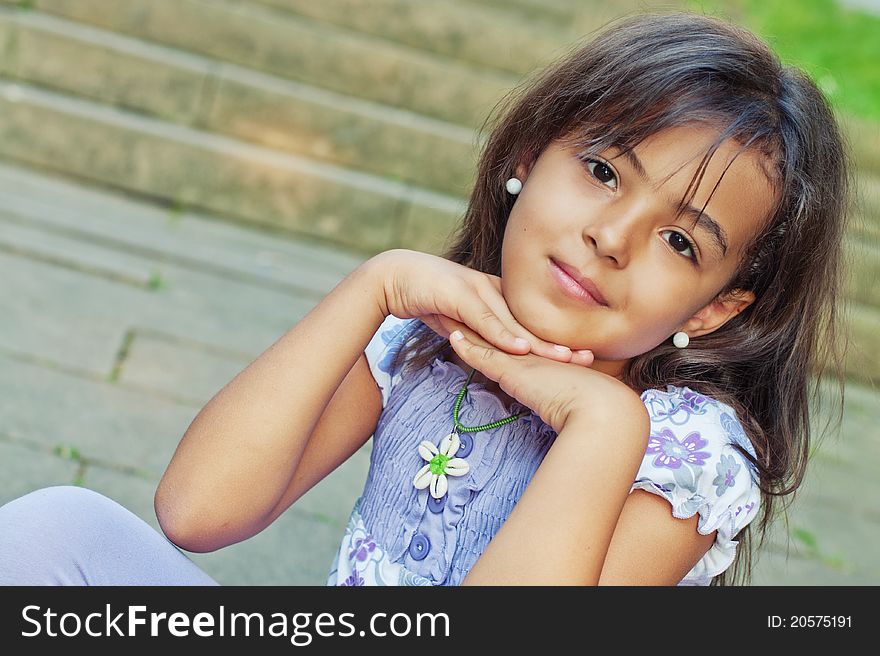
[634,385,761,583]
[364,314,423,408]
[640,386,756,457]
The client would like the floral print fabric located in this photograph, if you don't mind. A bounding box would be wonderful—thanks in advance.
[636,386,760,585]
[327,498,433,586]
[326,315,761,586]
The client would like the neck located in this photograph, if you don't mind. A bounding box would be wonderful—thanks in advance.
[588,357,629,381]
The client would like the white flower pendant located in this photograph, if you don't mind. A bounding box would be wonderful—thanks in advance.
[412,432,470,499]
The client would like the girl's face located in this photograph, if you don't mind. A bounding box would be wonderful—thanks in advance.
[500,124,777,380]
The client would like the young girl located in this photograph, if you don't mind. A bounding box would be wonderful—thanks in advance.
[0,11,849,586]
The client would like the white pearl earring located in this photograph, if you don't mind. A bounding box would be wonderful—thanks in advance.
[505,177,522,195]
[673,331,690,348]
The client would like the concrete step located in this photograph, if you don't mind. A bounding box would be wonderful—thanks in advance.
[10,1,879,179]
[8,9,879,203]
[0,79,464,257]
[27,0,517,128]
[460,0,638,28]
[0,161,364,297]
[0,207,373,583]
[847,235,880,308]
[845,228,880,308]
[750,378,880,584]
[853,172,880,239]
[249,0,576,76]
[826,218,879,298]
[846,302,880,385]
[842,114,880,178]
[0,8,478,197]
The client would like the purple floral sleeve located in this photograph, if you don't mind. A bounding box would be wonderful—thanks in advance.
[363,314,418,409]
[634,386,761,585]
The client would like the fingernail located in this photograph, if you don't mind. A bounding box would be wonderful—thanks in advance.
[513,337,529,347]
[450,330,464,342]
[553,344,571,352]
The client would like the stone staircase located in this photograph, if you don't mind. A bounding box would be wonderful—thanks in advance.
[0,0,878,383]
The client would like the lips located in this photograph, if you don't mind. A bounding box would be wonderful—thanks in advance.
[550,258,609,306]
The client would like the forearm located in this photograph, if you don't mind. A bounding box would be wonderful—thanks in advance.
[463,402,649,585]
[155,256,388,548]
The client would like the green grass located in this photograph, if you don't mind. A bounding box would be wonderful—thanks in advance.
[791,526,850,571]
[688,0,880,121]
[147,269,164,290]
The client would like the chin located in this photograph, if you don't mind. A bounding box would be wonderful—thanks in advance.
[504,288,577,347]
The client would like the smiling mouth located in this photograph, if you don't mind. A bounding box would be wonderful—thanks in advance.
[549,259,609,307]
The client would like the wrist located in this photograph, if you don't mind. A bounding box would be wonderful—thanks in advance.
[360,249,400,318]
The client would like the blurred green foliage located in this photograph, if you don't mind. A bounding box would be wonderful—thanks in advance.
[688,0,880,121]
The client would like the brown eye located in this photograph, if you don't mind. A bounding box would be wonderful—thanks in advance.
[661,230,697,261]
[585,159,618,189]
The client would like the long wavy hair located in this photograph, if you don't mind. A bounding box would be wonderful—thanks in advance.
[390,11,852,585]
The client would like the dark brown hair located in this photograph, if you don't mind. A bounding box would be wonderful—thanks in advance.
[392,11,852,585]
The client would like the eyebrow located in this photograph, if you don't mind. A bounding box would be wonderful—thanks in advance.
[618,149,729,259]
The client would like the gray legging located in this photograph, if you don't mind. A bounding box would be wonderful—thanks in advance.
[0,486,219,585]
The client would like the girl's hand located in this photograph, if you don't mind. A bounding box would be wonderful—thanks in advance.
[368,249,593,366]
[448,325,645,434]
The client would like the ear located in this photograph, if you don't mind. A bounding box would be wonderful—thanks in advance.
[679,289,755,338]
[514,158,534,183]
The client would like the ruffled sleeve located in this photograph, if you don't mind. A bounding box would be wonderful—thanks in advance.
[363,314,420,409]
[633,386,761,585]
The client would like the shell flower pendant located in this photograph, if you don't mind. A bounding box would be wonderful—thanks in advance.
[412,433,470,499]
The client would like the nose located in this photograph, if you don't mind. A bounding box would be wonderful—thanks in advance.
[583,201,645,268]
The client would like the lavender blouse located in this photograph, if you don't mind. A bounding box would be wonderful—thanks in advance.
[327,315,761,586]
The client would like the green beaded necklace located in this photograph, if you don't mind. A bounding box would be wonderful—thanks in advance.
[452,367,529,432]
[411,366,529,499]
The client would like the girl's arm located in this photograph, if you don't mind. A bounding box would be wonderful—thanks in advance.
[155,256,388,552]
[597,490,716,584]
[155,249,574,553]
[461,397,651,585]
[462,405,717,584]
[445,325,656,584]
[445,329,719,585]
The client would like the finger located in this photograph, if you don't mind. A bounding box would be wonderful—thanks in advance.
[456,301,531,354]
[446,304,591,366]
[421,314,452,339]
[451,322,500,350]
[435,275,592,365]
[528,339,592,365]
[473,296,555,356]
[433,315,466,340]
[448,329,510,384]
[436,316,523,353]
[559,348,594,367]
[422,315,483,344]
[476,281,584,363]
[487,311,589,366]
[426,314,539,367]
